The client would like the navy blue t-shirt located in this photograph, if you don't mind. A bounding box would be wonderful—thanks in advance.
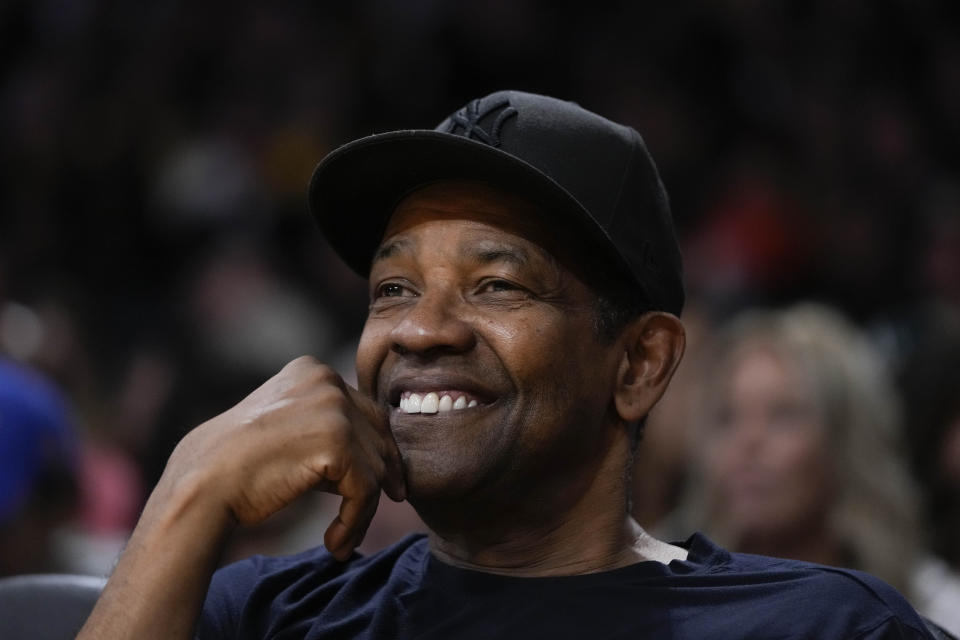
[198,533,933,639]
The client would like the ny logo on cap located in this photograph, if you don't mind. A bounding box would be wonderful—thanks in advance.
[444,98,517,148]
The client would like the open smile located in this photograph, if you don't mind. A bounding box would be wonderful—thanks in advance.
[398,390,483,414]
[386,372,501,416]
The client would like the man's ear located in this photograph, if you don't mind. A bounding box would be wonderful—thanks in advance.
[614,312,686,423]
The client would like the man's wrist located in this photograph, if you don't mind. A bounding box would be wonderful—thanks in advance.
[142,465,237,547]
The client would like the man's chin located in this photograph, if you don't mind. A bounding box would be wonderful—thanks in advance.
[400,456,471,503]
[399,456,496,520]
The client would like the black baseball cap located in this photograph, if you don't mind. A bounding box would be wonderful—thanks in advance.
[308,90,685,316]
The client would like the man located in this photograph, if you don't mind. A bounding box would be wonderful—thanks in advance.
[79,91,936,639]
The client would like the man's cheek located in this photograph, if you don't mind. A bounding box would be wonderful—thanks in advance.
[354,342,384,395]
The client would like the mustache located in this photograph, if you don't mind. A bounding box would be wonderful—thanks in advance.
[377,358,506,406]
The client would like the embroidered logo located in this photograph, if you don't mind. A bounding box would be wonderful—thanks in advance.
[444,98,517,148]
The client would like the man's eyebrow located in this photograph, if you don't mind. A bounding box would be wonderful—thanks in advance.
[372,237,538,268]
[467,243,530,267]
[372,238,414,264]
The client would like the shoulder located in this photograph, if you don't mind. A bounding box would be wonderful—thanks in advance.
[197,533,429,639]
[725,545,912,609]
[674,533,933,639]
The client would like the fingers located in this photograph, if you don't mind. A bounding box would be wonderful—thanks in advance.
[346,385,407,502]
[316,387,405,558]
[323,463,381,560]
[225,358,408,557]
[345,384,388,431]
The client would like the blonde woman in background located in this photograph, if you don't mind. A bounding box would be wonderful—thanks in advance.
[683,304,960,636]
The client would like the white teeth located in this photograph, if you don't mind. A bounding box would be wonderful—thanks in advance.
[438,395,453,412]
[421,392,439,414]
[398,392,481,414]
[406,393,422,413]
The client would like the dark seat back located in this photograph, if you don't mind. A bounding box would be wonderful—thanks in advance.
[0,573,106,639]
[923,615,960,640]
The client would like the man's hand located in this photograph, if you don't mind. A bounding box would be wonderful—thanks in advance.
[164,355,406,559]
[77,356,405,639]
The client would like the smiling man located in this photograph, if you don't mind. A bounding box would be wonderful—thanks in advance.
[79,91,939,639]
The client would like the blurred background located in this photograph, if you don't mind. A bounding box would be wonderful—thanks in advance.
[1,0,959,625]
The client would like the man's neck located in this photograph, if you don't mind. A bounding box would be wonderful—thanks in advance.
[422,440,688,577]
[427,515,687,577]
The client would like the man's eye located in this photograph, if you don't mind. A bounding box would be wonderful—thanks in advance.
[377,282,408,298]
[478,279,522,294]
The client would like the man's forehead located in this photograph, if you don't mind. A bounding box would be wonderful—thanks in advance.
[370,179,594,279]
[383,180,546,237]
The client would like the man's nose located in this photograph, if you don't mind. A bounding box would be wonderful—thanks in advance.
[389,290,476,357]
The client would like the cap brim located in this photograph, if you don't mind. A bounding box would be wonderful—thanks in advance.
[308,130,625,279]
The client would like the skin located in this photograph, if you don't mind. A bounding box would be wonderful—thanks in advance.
[78,180,686,638]
[701,345,841,564]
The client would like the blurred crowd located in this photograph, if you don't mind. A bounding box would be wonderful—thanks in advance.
[1,0,958,632]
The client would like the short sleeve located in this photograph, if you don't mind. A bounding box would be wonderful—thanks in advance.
[195,556,270,639]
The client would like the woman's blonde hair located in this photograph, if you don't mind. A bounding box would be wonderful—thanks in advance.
[683,303,920,597]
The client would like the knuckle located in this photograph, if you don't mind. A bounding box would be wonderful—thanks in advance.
[287,357,342,387]
[311,388,352,418]
[308,362,341,386]
[312,451,344,480]
[287,354,320,370]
